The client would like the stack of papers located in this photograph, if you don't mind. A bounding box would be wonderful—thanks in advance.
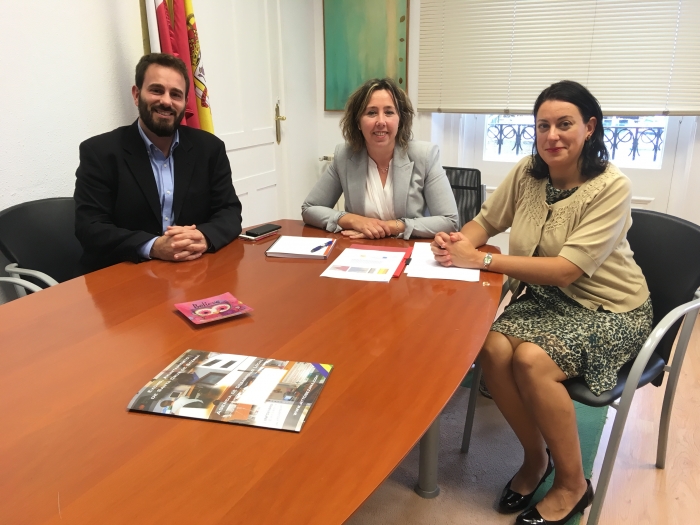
[320,248,405,282]
[406,243,480,282]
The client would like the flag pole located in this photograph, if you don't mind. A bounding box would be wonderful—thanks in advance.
[145,0,161,53]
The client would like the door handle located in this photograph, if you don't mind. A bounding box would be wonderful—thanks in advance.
[275,102,286,144]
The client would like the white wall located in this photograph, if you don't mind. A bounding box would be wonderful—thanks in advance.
[0,1,144,211]
[0,1,144,303]
[667,117,700,226]
[684,125,700,226]
[313,0,344,164]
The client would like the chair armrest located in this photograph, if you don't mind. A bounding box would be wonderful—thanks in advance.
[5,263,59,287]
[618,297,700,406]
[0,277,43,293]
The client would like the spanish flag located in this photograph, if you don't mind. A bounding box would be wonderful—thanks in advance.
[149,0,213,133]
[169,0,200,128]
[154,0,174,55]
[184,0,214,133]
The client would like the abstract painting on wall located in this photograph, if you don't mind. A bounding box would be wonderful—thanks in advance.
[323,0,408,111]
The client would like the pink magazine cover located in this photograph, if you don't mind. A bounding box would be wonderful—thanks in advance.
[175,293,253,325]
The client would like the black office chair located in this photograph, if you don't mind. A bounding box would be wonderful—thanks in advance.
[0,197,85,297]
[460,209,700,525]
[443,167,483,228]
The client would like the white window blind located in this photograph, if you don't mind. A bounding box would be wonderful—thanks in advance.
[418,0,700,115]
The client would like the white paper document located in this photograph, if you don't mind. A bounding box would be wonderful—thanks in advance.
[266,236,336,259]
[320,248,405,282]
[406,242,480,282]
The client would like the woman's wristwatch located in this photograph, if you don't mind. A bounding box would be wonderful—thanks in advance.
[482,252,493,270]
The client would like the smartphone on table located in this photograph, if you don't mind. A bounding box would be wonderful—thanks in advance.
[239,223,281,241]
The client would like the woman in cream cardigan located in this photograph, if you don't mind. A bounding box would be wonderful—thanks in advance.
[301,78,458,239]
[432,81,652,525]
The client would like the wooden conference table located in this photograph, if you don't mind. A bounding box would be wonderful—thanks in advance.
[0,220,501,524]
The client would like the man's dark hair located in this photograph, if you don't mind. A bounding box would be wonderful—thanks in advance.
[340,77,414,151]
[528,80,608,181]
[135,53,190,97]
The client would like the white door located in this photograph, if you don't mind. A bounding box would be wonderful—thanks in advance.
[195,0,285,228]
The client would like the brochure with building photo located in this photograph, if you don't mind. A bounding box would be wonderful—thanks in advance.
[127,350,333,432]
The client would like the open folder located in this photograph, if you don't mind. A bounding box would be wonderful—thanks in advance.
[349,244,413,278]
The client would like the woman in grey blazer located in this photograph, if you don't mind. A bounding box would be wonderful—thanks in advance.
[301,78,458,239]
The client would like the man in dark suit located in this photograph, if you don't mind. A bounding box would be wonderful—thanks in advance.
[74,53,242,272]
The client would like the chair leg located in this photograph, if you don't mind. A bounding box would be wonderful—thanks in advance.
[461,360,482,454]
[585,404,627,525]
[588,363,652,525]
[656,309,698,468]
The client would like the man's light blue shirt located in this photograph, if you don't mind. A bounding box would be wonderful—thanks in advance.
[136,121,180,259]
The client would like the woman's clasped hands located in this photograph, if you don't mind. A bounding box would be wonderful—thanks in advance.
[431,231,483,268]
[339,213,403,239]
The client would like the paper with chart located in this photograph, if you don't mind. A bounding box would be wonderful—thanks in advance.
[406,242,480,281]
[320,248,405,282]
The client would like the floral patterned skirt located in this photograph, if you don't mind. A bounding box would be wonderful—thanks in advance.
[491,284,653,396]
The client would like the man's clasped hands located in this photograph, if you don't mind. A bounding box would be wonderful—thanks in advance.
[151,225,208,262]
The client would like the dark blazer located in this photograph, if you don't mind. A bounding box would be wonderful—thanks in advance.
[74,121,242,271]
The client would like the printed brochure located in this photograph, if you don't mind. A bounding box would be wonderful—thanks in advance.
[128,350,333,432]
[174,293,253,325]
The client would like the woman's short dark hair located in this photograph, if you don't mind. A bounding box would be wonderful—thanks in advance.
[135,53,190,97]
[528,80,608,180]
[340,78,414,151]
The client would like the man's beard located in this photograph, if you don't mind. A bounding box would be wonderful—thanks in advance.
[138,95,186,137]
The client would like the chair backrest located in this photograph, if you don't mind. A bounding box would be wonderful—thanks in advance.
[0,197,84,284]
[627,209,700,374]
[443,167,482,228]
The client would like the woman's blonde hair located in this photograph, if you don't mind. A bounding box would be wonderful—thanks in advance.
[340,78,414,151]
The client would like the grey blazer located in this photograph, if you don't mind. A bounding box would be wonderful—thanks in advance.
[301,141,458,239]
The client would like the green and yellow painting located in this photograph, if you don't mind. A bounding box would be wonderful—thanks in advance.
[323,0,408,111]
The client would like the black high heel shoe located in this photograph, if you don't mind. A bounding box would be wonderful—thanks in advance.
[515,479,594,525]
[498,449,554,513]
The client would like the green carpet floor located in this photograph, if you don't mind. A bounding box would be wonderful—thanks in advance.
[462,371,609,525]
